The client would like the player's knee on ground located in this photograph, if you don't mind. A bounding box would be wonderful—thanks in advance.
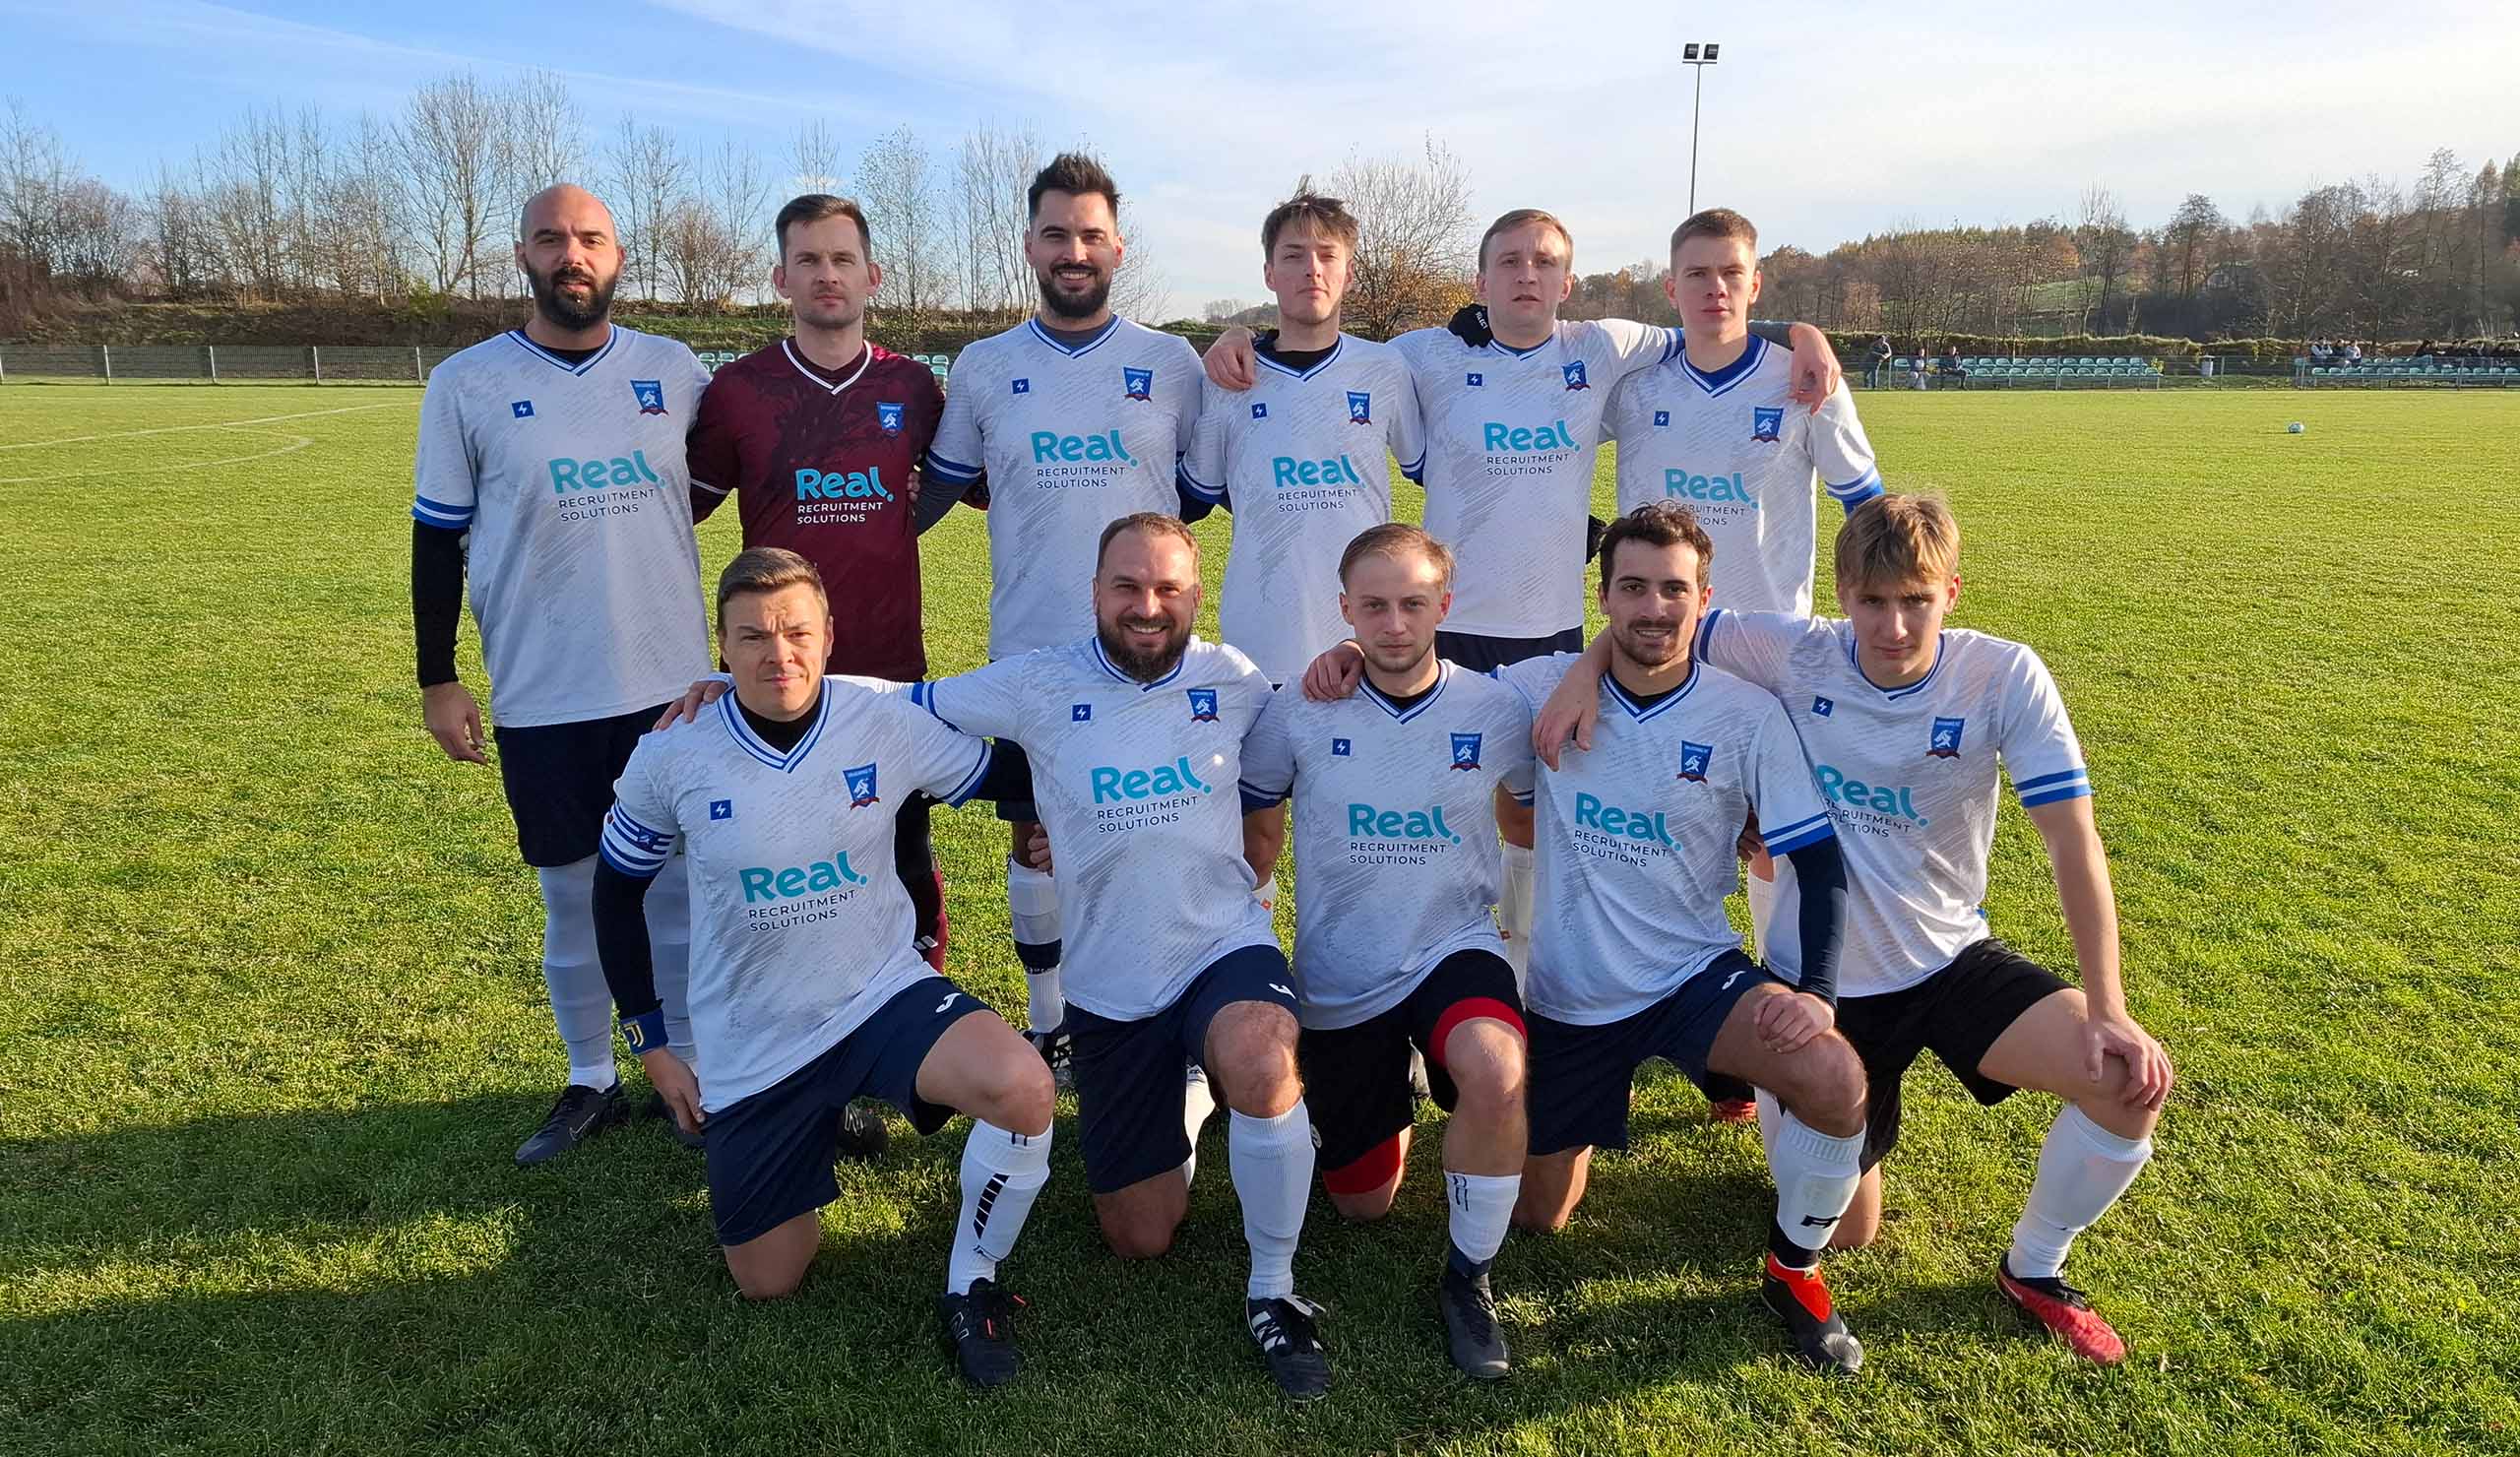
[1513,1150,1587,1233]
[1441,1019,1526,1116]
[1830,1168,1884,1250]
[1207,1002,1300,1116]
[724,1217,819,1300]
[1097,1186,1187,1260]
[1322,1131,1406,1221]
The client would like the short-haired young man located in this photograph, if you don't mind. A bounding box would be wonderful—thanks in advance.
[411,183,711,1164]
[921,153,1209,1075]
[685,194,963,985]
[592,549,1055,1386]
[908,515,1333,1400]
[1534,495,2174,1363]
[1238,523,1532,1379]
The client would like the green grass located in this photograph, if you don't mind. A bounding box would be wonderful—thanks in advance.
[2,384,2516,1456]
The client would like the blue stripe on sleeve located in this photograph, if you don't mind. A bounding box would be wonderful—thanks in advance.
[922,451,981,483]
[2015,767,2090,792]
[2017,780,2096,807]
[1764,819,1837,854]
[1237,783,1288,813]
[942,742,993,808]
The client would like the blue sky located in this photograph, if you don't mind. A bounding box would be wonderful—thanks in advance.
[8,0,2517,317]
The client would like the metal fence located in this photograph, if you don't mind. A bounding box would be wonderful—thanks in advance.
[0,343,960,386]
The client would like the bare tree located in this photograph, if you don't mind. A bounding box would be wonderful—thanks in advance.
[606,119,692,302]
[1326,137,1476,338]
[2075,186,2132,331]
[503,71,584,201]
[1,97,73,298]
[400,73,509,297]
[658,196,738,309]
[146,159,214,299]
[790,119,845,194]
[950,121,1042,315]
[2165,193,2226,300]
[856,124,946,309]
[204,106,294,299]
[709,136,775,305]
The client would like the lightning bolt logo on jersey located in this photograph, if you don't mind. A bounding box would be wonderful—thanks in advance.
[923,317,1205,660]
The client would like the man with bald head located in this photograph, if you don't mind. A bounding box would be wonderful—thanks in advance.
[412,183,719,1164]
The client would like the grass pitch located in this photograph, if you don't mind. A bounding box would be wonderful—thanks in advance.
[2,383,2515,1456]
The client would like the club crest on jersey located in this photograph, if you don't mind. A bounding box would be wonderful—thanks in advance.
[1332,737,1353,757]
[632,379,667,415]
[1751,406,1784,443]
[1812,696,1835,718]
[511,400,535,418]
[1652,410,1670,427]
[1070,703,1092,723]
[1186,688,1220,722]
[1450,732,1482,770]
[1562,360,1591,391]
[709,799,733,820]
[1466,372,1483,387]
[845,763,881,808]
[876,401,906,434]
[1011,378,1031,395]
[1251,402,1269,419]
[1347,391,1373,424]
[1927,717,1966,758]
[1677,740,1714,783]
[1122,366,1154,401]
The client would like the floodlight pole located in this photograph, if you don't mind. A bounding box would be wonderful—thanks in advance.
[1683,42,1721,215]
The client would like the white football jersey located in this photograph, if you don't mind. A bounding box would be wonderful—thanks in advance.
[1238,663,1532,1029]
[1393,319,1679,638]
[1604,335,1882,615]
[910,635,1279,1021]
[599,677,993,1112]
[411,327,714,728]
[1493,653,1835,1025]
[1695,609,2093,997]
[924,318,1204,660]
[1182,337,1426,684]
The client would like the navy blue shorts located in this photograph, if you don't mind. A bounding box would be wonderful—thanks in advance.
[494,703,666,866]
[1525,949,1782,1157]
[1296,948,1525,1175]
[703,976,986,1246]
[1434,627,1584,675]
[1065,944,1299,1194]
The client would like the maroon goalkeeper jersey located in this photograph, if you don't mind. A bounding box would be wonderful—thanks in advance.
[688,339,946,680]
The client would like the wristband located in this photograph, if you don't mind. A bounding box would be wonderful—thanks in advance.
[620,1008,669,1054]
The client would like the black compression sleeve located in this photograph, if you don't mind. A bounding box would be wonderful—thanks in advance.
[593,859,662,1020]
[1748,320,1801,350]
[412,521,466,688]
[1783,838,1849,1004]
[914,475,963,535]
[1174,478,1216,525]
[968,741,1035,804]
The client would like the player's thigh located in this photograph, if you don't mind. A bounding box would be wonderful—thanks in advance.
[914,1006,1053,1135]
[1973,982,2158,1138]
[723,1210,821,1299]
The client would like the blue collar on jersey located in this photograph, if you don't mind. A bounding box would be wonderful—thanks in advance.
[719,684,835,772]
[1359,663,1447,722]
[1026,316,1121,357]
[1846,629,1950,700]
[1679,333,1766,398]
[505,326,621,376]
[1091,634,1188,690]
[1255,336,1346,382]
[1484,329,1555,359]
[1603,660,1700,721]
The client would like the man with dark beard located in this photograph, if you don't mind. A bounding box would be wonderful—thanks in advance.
[902,514,1331,1401]
[921,153,1209,1085]
[410,182,716,1164]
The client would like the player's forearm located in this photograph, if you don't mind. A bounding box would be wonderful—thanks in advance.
[411,521,466,688]
[1783,837,1849,1003]
[592,858,662,1020]
[2037,805,2129,1016]
[912,474,962,535]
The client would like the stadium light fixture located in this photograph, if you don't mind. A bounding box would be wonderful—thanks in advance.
[1682,40,1722,214]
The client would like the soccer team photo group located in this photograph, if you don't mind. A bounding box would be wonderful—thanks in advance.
[7,16,2516,1451]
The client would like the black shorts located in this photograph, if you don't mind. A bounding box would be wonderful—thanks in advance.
[989,740,1038,825]
[703,976,986,1246]
[1434,627,1583,675]
[1525,949,1781,1157]
[1065,944,1299,1194]
[493,703,666,866]
[1837,937,2071,1171]
[1297,949,1525,1176]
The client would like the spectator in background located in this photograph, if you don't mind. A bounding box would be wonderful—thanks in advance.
[1866,335,1893,390]
[1907,346,1928,391]
[1938,345,1969,389]
[2343,341,2362,366]
[2308,339,2330,364]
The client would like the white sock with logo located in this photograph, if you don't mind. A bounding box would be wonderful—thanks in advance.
[1006,858,1064,1033]
[1497,842,1535,986]
[1766,1101,1864,1262]
[1180,1062,1220,1188]
[2008,1104,2152,1280]
[1231,1102,1315,1299]
[1445,1171,1521,1273]
[536,856,617,1092]
[947,1120,1053,1294]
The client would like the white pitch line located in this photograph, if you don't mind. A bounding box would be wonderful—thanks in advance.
[0,429,317,484]
[0,400,403,452]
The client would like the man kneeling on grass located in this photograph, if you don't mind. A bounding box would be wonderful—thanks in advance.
[592,547,1054,1388]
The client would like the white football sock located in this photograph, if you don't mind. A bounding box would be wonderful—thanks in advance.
[1230,1102,1314,1300]
[2008,1104,2153,1280]
[535,856,617,1091]
[1445,1170,1520,1270]
[1744,863,1782,959]
[1007,857,1064,1033]
[1180,1062,1218,1188]
[1498,842,1534,986]
[1767,1104,1864,1263]
[947,1119,1053,1294]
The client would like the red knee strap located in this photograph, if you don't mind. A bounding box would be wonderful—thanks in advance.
[1429,996,1525,1068]
[1321,1132,1406,1195]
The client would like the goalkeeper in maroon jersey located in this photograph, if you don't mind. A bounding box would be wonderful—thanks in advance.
[687,193,974,973]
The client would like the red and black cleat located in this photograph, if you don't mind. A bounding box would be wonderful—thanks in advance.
[1708,1098,1758,1124]
[1761,1253,1864,1375]
[1997,1260,2126,1364]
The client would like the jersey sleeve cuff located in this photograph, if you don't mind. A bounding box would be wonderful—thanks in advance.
[1760,811,1836,855]
[411,495,474,529]
[2014,768,2093,806]
[598,807,675,877]
[922,450,981,484]
[908,680,964,732]
[941,741,994,807]
[1397,452,1426,482]
[1826,470,1884,509]
[1176,462,1226,501]
[1237,780,1290,813]
[691,477,729,497]
[1693,607,1725,661]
